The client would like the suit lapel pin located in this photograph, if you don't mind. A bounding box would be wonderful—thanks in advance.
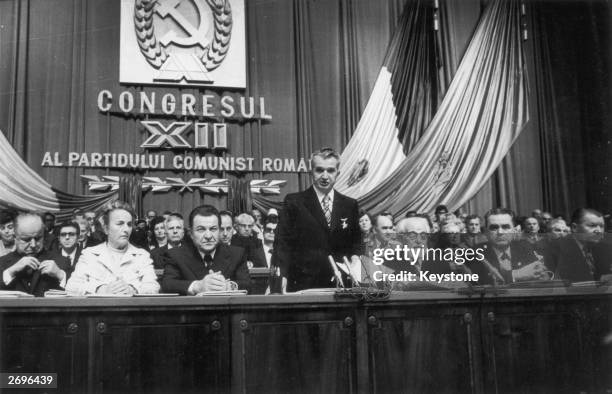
[341,218,348,229]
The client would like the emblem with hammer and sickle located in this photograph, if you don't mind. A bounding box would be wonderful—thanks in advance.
[134,0,232,77]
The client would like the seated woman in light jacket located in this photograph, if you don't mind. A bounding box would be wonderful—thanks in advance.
[66,201,160,295]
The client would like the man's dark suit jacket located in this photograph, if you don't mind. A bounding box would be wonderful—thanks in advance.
[544,236,612,282]
[468,241,539,285]
[273,186,362,292]
[0,250,70,296]
[150,244,175,270]
[230,234,267,268]
[60,245,83,274]
[161,243,251,294]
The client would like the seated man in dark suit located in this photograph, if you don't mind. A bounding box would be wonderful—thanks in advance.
[162,205,251,294]
[469,208,546,285]
[0,212,70,296]
[230,213,266,268]
[57,221,83,272]
[544,208,611,282]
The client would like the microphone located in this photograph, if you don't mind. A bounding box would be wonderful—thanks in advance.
[327,255,345,288]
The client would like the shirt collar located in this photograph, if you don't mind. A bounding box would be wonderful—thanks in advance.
[313,187,334,205]
[62,249,77,259]
[198,248,216,261]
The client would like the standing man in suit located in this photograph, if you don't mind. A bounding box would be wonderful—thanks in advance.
[273,147,363,292]
[162,205,250,294]
[544,208,611,282]
[0,212,70,296]
[231,213,267,268]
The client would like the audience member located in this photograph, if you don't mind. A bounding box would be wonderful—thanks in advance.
[358,210,373,244]
[150,213,185,269]
[148,216,167,250]
[0,209,16,257]
[231,213,266,268]
[42,212,57,251]
[544,208,611,282]
[262,220,277,268]
[84,210,105,245]
[219,210,234,246]
[75,217,97,249]
[57,221,82,271]
[461,214,486,247]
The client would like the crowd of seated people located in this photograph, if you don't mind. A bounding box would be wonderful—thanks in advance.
[359,205,611,286]
[0,201,610,296]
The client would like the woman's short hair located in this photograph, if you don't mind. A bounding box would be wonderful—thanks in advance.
[358,210,372,222]
[100,200,136,226]
[150,216,166,229]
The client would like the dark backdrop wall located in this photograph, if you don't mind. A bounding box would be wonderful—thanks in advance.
[0,0,609,219]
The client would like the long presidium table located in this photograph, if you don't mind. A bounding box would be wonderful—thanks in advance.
[0,286,610,394]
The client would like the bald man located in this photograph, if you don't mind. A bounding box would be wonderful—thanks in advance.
[0,213,70,296]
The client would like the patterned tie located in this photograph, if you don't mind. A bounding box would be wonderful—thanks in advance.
[583,244,595,276]
[322,195,331,227]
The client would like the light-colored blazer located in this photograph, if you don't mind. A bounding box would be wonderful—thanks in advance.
[66,243,160,295]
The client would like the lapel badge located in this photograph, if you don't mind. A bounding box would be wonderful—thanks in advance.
[341,218,348,229]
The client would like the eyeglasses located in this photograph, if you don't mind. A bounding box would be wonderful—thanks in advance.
[264,227,275,233]
[60,232,77,237]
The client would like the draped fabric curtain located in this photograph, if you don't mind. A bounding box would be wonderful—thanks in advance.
[353,0,529,214]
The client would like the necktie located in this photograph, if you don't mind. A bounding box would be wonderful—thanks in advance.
[583,244,595,275]
[499,251,511,271]
[268,248,273,254]
[322,195,331,227]
[203,253,213,268]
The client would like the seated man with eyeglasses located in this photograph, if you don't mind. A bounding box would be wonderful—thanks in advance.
[57,221,82,272]
[468,208,547,285]
[230,213,267,268]
[0,212,70,296]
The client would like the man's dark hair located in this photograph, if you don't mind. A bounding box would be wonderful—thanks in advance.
[465,214,481,223]
[358,210,372,222]
[404,210,418,218]
[570,208,603,226]
[435,205,448,215]
[189,205,220,228]
[310,147,340,163]
[150,216,166,228]
[58,221,80,237]
[0,209,16,226]
[43,212,56,220]
[484,208,516,226]
[219,210,234,224]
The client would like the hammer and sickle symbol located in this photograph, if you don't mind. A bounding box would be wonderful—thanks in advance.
[156,0,209,48]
